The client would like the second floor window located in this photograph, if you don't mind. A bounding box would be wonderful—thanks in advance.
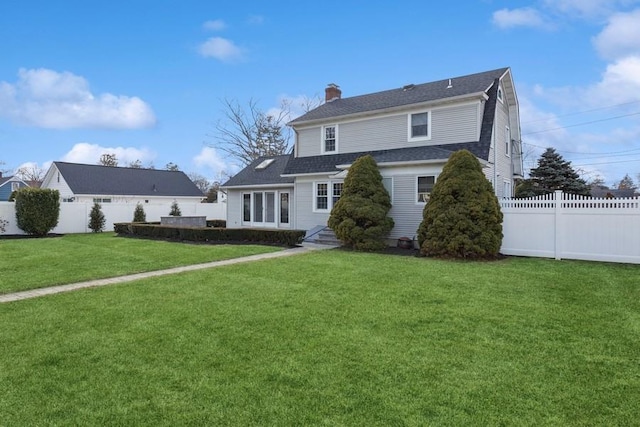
[409,111,430,140]
[324,126,337,153]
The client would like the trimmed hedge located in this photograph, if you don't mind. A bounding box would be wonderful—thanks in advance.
[206,219,227,228]
[114,223,305,247]
[14,188,60,236]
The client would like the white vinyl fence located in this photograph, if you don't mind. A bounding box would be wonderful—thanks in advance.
[0,201,226,235]
[500,191,640,264]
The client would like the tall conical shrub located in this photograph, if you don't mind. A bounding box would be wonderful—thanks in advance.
[417,149,503,259]
[328,155,394,251]
[88,202,106,233]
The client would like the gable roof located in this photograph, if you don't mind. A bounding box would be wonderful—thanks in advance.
[0,175,28,188]
[289,67,509,125]
[52,162,204,197]
[222,155,294,187]
[283,73,501,175]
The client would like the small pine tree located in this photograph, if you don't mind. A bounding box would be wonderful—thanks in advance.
[133,203,146,222]
[328,155,394,251]
[88,202,106,233]
[417,150,503,259]
[169,200,182,216]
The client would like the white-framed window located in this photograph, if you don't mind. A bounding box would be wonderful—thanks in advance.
[93,198,112,203]
[11,182,20,191]
[314,181,343,212]
[417,176,435,203]
[323,125,337,153]
[242,191,284,226]
[408,111,431,141]
[497,85,504,103]
[315,182,328,211]
[382,177,393,204]
[505,126,510,157]
[503,180,512,198]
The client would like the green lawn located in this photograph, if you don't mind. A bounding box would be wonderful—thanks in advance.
[1,249,638,425]
[0,233,281,294]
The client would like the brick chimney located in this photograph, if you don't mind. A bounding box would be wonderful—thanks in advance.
[325,83,342,102]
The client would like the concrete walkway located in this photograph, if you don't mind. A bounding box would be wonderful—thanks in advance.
[0,243,336,304]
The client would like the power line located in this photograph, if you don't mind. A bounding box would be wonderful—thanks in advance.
[571,158,640,167]
[522,141,640,156]
[522,111,640,135]
[521,99,640,124]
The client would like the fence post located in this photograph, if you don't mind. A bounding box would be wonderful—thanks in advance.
[554,190,562,260]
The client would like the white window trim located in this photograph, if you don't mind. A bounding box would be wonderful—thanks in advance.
[497,85,504,103]
[503,179,512,199]
[382,177,393,204]
[321,125,338,154]
[408,110,432,142]
[416,175,436,205]
[505,125,511,157]
[313,180,343,212]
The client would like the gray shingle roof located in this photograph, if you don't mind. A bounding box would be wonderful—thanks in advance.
[282,72,501,175]
[54,162,204,197]
[289,67,508,124]
[222,155,294,187]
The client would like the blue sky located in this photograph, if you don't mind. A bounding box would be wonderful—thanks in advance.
[2,0,640,186]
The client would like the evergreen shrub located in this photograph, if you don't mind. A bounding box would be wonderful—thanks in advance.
[417,150,503,259]
[14,188,60,236]
[328,155,394,251]
[88,202,106,233]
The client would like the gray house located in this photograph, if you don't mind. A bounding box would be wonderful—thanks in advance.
[222,67,523,243]
[41,162,204,204]
[0,173,30,201]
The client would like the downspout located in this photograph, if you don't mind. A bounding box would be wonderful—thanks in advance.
[493,118,498,197]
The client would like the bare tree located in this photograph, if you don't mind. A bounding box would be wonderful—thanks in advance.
[165,162,180,171]
[99,153,118,167]
[127,159,143,168]
[616,173,637,190]
[15,164,46,183]
[187,172,211,193]
[208,98,291,167]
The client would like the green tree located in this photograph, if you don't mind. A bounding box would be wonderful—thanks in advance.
[169,201,182,216]
[328,155,394,251]
[417,150,503,259]
[88,202,106,232]
[14,188,60,236]
[133,203,146,222]
[516,147,589,197]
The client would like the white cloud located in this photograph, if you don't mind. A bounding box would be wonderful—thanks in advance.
[61,142,155,165]
[193,146,236,176]
[492,7,550,29]
[593,9,640,59]
[203,19,226,31]
[198,37,245,62]
[543,0,640,18]
[0,68,156,129]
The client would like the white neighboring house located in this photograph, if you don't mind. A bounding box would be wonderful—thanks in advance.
[222,67,523,243]
[41,162,205,204]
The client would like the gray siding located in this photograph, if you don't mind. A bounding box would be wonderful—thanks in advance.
[226,191,243,228]
[294,178,331,231]
[294,101,480,158]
